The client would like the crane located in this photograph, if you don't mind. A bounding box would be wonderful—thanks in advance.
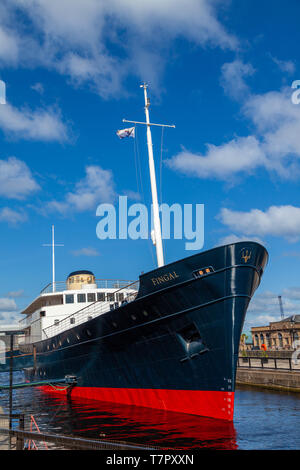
[278,295,285,320]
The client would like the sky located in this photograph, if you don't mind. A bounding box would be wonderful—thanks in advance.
[0,0,300,332]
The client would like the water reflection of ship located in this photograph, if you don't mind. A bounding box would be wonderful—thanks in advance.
[33,392,237,450]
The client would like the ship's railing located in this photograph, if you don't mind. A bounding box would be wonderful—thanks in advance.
[40,279,135,295]
[24,280,139,341]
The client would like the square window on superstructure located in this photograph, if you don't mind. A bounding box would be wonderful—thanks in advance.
[66,294,74,304]
[116,293,124,302]
[107,293,115,302]
[77,294,86,303]
[97,292,105,302]
[87,293,96,303]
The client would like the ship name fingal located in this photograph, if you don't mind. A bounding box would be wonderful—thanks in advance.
[151,271,179,286]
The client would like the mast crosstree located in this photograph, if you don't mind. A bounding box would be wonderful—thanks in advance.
[123,84,175,268]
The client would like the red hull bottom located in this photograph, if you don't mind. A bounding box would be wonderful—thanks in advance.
[40,386,234,421]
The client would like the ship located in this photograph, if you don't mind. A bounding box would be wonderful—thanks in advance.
[19,85,268,421]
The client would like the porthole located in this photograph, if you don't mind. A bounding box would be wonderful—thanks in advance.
[86,329,92,337]
[76,334,80,340]
[67,338,70,344]
[142,310,148,317]
[131,315,136,320]
[112,322,117,328]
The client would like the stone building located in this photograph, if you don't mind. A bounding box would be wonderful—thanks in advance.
[251,315,300,350]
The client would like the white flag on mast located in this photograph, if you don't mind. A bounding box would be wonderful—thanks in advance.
[116,127,135,139]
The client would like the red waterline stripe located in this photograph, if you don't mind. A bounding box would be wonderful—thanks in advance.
[39,386,234,421]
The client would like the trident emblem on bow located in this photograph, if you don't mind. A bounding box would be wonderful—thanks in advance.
[241,249,251,263]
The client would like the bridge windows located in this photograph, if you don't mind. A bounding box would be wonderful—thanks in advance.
[65,294,74,304]
[97,292,105,301]
[87,293,96,302]
[77,294,86,303]
[107,293,115,302]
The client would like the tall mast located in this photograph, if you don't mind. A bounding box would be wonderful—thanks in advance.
[43,225,64,292]
[52,225,55,292]
[123,84,175,268]
[141,84,164,267]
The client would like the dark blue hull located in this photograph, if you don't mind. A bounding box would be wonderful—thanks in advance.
[23,242,268,420]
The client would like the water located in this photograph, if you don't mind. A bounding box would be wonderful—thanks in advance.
[1,372,300,450]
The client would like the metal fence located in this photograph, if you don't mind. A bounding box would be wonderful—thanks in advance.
[40,279,136,294]
[238,356,300,371]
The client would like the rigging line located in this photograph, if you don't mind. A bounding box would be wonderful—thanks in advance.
[159,125,165,207]
[135,125,145,204]
[133,125,140,196]
[159,125,165,254]
[135,126,155,266]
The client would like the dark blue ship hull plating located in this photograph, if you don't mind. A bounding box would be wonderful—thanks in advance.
[24,242,268,420]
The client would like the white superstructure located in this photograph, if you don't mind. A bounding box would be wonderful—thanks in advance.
[19,270,138,343]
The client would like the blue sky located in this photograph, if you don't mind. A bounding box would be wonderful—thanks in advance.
[0,0,300,331]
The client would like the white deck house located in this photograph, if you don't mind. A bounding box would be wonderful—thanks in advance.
[19,270,138,343]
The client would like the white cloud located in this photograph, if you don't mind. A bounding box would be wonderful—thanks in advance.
[245,288,300,330]
[47,165,116,214]
[0,103,70,142]
[270,55,296,75]
[71,247,100,257]
[282,287,300,301]
[167,136,266,180]
[218,205,300,242]
[0,312,20,325]
[0,298,17,312]
[0,207,28,225]
[168,60,300,182]
[221,59,255,100]
[0,157,40,199]
[5,290,24,298]
[2,0,237,97]
[31,82,44,94]
[217,234,265,246]
[0,25,19,64]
